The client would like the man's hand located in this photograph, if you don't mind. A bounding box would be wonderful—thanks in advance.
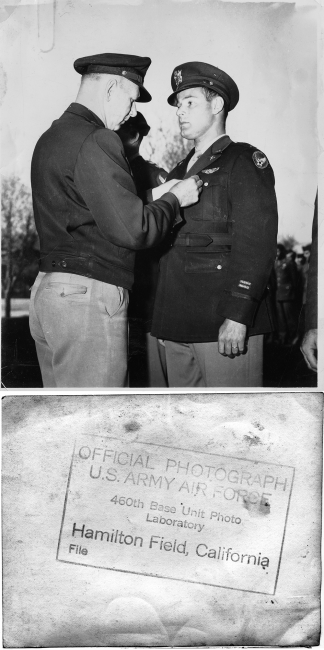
[301,328,317,372]
[218,319,247,357]
[170,175,203,207]
[151,179,180,201]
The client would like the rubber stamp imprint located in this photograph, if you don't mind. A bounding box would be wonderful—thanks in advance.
[57,436,294,594]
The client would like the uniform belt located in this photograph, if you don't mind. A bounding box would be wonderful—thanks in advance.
[173,233,232,248]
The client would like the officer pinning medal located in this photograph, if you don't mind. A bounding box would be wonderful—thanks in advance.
[29,53,202,388]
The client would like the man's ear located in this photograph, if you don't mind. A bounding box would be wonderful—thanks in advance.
[130,131,141,146]
[105,78,117,101]
[211,95,224,115]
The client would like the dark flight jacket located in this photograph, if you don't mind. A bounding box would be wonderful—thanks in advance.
[127,155,168,331]
[151,135,278,342]
[31,103,180,290]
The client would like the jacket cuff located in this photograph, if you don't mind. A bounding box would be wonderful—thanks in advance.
[305,313,318,332]
[160,191,182,226]
[216,292,259,326]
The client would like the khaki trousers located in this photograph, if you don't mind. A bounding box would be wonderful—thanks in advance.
[164,336,263,388]
[29,272,128,388]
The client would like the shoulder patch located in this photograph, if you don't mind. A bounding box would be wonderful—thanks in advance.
[252,150,269,169]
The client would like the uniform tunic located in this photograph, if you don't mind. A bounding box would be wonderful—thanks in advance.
[151,135,278,343]
[31,103,180,289]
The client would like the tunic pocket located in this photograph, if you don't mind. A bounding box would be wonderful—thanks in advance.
[185,252,229,274]
[193,174,228,221]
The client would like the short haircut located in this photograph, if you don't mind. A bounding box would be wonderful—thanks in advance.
[82,72,102,82]
[201,87,228,120]
[82,72,128,89]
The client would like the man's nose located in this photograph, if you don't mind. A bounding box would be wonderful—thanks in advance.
[130,103,137,118]
[176,105,184,117]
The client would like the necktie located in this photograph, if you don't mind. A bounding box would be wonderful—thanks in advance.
[186,150,201,172]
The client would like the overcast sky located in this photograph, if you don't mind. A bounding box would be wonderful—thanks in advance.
[1,0,318,243]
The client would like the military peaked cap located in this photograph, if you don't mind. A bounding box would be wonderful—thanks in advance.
[74,53,152,102]
[168,61,239,111]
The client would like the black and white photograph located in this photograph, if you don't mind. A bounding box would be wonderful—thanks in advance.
[1,0,321,389]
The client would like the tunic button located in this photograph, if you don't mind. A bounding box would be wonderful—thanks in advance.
[204,182,208,186]
[217,264,222,270]
[51,261,56,267]
[61,260,67,268]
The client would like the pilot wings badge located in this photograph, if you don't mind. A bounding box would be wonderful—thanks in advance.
[174,69,182,89]
[202,167,220,174]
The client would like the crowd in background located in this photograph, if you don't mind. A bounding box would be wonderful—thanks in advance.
[270,242,312,347]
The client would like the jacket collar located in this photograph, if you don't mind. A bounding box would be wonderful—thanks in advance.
[184,134,232,178]
[65,102,105,128]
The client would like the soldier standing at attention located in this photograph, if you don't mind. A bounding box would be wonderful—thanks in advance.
[29,54,202,388]
[151,62,278,387]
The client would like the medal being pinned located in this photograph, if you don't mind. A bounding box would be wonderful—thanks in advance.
[202,167,220,174]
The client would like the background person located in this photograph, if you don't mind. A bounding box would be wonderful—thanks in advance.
[274,244,299,345]
[301,194,318,372]
[29,53,202,388]
[151,61,278,387]
[117,112,169,387]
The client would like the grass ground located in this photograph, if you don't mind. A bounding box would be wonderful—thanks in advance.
[1,301,317,388]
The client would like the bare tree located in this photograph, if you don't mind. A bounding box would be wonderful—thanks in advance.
[1,175,38,318]
[141,122,193,172]
[279,235,299,251]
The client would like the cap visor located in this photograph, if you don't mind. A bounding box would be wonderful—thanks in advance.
[167,83,205,106]
[167,82,236,110]
[137,86,152,103]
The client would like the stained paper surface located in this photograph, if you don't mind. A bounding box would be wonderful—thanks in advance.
[2,393,322,646]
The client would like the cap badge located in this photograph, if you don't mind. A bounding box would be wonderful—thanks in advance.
[252,151,269,169]
[174,69,182,89]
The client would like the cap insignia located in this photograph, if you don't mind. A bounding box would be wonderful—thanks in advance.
[252,150,269,169]
[174,69,182,89]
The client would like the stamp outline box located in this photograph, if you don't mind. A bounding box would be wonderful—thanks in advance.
[57,435,295,596]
